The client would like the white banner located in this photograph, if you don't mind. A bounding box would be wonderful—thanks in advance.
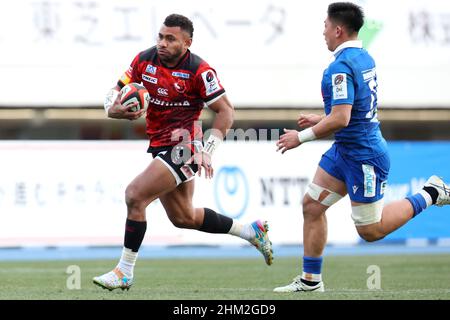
[0,141,358,247]
[1,0,450,107]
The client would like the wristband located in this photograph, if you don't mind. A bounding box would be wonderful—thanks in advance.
[104,88,119,114]
[297,128,317,143]
[202,134,222,156]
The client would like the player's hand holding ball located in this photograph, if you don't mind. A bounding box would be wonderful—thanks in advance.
[106,83,149,120]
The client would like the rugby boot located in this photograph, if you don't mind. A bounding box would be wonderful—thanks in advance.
[249,220,273,266]
[93,268,133,291]
[273,275,325,293]
[424,175,450,206]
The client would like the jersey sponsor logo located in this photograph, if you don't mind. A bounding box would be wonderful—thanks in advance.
[149,96,190,107]
[172,71,190,79]
[157,87,169,96]
[145,64,157,74]
[332,73,347,100]
[206,71,214,82]
[174,79,186,93]
[334,74,344,85]
[201,70,221,96]
[142,74,158,84]
[362,164,376,198]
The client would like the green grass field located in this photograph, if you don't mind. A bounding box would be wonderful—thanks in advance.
[0,255,449,300]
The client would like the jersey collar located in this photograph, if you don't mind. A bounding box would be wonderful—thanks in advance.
[333,40,363,57]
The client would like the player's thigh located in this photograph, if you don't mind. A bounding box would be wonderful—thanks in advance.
[159,179,195,221]
[313,166,347,196]
[348,153,389,228]
[303,166,347,214]
[149,145,199,186]
[304,145,348,212]
[126,158,177,203]
[314,144,348,196]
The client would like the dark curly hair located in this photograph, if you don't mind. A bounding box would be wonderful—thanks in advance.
[163,14,194,38]
[327,2,364,34]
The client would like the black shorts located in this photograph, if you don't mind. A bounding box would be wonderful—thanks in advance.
[148,144,199,185]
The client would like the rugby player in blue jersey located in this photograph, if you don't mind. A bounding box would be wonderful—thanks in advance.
[274,2,450,292]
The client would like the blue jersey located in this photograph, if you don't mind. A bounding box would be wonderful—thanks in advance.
[321,41,387,160]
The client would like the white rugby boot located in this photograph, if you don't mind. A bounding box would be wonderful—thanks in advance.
[93,268,133,291]
[424,175,450,206]
[273,275,325,293]
[249,220,274,266]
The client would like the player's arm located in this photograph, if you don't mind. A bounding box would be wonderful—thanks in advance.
[187,94,234,179]
[308,104,351,138]
[277,104,351,154]
[298,113,326,128]
[103,55,145,121]
[201,94,234,178]
[278,62,354,153]
[207,94,234,140]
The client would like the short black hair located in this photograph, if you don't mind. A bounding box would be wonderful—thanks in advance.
[163,14,194,38]
[327,2,364,34]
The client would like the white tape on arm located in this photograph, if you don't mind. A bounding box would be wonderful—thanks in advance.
[297,127,317,143]
[202,134,222,157]
[104,88,119,114]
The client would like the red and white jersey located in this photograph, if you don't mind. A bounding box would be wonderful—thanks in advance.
[118,47,225,147]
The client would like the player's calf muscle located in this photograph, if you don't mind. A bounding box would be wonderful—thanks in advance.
[168,212,198,229]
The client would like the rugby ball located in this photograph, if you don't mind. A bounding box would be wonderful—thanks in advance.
[120,83,150,112]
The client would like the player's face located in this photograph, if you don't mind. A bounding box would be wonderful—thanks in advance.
[157,25,192,66]
[323,17,338,51]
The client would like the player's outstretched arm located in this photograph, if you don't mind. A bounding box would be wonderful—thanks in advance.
[103,86,145,121]
[277,104,352,154]
[188,95,234,179]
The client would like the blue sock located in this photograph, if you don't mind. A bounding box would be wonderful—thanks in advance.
[406,193,428,217]
[303,256,323,277]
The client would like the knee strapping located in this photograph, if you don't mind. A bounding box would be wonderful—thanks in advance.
[307,183,343,207]
[351,199,384,226]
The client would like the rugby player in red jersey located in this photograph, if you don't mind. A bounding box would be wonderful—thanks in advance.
[93,14,273,291]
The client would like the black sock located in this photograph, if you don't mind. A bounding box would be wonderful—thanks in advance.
[301,278,319,286]
[124,219,147,252]
[199,208,233,234]
[423,186,439,204]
